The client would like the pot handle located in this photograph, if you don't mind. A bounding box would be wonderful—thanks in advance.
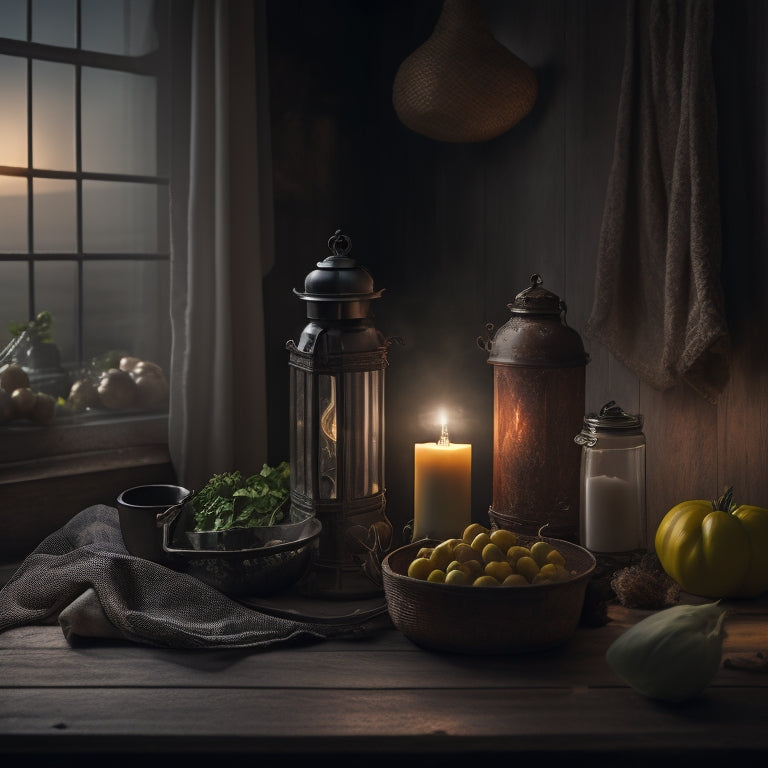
[158,499,188,553]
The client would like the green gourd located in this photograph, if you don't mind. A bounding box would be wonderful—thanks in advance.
[606,601,726,703]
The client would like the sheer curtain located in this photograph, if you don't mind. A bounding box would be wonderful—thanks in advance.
[168,0,274,492]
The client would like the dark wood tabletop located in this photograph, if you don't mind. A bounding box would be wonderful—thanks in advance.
[1,594,767,767]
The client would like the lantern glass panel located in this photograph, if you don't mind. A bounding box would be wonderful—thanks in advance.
[343,369,383,498]
[289,365,311,497]
[318,373,337,499]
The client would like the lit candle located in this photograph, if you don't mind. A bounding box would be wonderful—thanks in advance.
[584,474,639,552]
[413,419,472,541]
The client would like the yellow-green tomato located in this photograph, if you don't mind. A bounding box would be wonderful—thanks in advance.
[654,487,768,599]
[732,504,768,596]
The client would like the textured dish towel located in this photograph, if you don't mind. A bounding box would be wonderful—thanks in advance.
[585,0,730,404]
[0,505,389,649]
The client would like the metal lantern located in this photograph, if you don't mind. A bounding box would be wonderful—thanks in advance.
[287,229,394,598]
[478,274,589,543]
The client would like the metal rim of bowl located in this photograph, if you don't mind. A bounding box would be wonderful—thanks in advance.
[161,501,322,559]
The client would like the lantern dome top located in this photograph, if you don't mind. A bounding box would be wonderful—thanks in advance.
[294,230,384,306]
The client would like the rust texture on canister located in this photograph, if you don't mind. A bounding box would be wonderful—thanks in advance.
[490,366,585,541]
[479,274,589,543]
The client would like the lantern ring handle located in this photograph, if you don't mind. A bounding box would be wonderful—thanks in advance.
[477,322,494,352]
[328,229,353,257]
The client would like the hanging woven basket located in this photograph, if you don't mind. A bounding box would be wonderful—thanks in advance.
[392,0,538,143]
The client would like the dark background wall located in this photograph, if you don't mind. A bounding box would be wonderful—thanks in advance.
[263,0,768,551]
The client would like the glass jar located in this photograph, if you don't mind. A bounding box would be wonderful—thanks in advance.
[574,401,646,553]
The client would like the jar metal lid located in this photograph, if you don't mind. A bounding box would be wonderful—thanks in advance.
[582,400,643,432]
[574,401,643,446]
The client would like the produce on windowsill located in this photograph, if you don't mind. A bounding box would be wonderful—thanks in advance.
[127,359,169,409]
[11,387,37,418]
[97,368,137,410]
[655,487,768,599]
[2,348,170,424]
[606,601,726,703]
[67,355,170,413]
[67,378,100,411]
[0,363,56,425]
[0,362,29,393]
[31,391,55,425]
[192,463,291,532]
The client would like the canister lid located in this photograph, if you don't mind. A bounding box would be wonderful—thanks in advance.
[480,274,589,368]
[582,401,643,432]
[508,273,564,316]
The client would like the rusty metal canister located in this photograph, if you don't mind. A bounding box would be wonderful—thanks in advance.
[478,274,589,542]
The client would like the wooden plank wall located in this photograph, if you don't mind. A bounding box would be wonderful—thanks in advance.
[264,0,768,552]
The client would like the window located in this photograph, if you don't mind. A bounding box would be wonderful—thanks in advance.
[0,0,171,464]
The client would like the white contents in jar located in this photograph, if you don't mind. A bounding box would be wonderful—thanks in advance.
[584,474,638,552]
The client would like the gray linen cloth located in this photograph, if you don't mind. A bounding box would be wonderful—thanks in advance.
[586,0,730,403]
[0,504,389,649]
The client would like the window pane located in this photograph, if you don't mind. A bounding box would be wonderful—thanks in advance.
[0,262,29,349]
[0,54,28,167]
[33,61,75,171]
[81,0,158,56]
[83,180,165,252]
[82,67,156,175]
[83,259,170,369]
[31,0,75,48]
[34,178,77,252]
[0,175,28,252]
[34,260,78,366]
[0,0,27,41]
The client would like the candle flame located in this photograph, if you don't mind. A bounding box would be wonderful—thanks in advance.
[438,418,450,446]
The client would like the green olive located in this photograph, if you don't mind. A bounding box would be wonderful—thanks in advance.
[515,555,540,582]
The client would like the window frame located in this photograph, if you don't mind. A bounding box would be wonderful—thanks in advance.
[0,1,172,472]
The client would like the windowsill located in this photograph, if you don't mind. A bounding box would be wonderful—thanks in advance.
[0,409,170,472]
[0,410,175,567]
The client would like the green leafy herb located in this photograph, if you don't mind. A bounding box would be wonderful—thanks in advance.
[192,462,291,532]
[8,310,55,344]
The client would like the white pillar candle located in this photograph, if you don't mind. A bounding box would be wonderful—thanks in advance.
[413,422,471,542]
[584,474,639,552]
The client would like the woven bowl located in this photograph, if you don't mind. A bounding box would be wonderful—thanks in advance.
[382,534,596,654]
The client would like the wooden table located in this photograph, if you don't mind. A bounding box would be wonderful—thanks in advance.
[1,595,767,766]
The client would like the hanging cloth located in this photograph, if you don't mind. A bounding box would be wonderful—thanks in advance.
[585,0,730,403]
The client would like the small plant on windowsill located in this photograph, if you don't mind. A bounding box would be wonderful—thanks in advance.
[3,311,62,371]
[8,310,55,343]
[0,311,70,425]
[1,310,71,399]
